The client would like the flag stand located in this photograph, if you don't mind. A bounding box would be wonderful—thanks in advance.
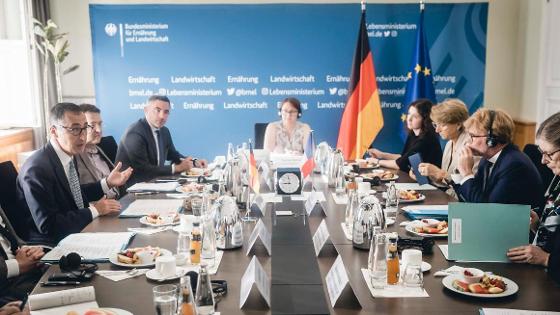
[242,191,258,222]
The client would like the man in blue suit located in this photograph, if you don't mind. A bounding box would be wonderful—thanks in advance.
[116,95,206,187]
[453,108,543,208]
[16,103,133,245]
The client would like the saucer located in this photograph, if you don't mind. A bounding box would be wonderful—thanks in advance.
[146,267,189,281]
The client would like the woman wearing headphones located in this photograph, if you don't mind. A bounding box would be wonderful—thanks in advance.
[263,97,311,154]
[367,99,442,171]
[414,99,480,198]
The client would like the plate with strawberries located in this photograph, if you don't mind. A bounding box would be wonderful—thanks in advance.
[442,273,518,298]
[405,219,448,238]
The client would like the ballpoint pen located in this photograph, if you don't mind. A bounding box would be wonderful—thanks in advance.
[134,192,157,195]
[40,281,81,286]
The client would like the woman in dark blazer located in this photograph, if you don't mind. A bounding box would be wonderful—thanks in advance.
[507,112,560,284]
[367,99,442,171]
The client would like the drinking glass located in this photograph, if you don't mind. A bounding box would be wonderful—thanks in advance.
[385,181,399,222]
[153,284,178,315]
[402,264,423,288]
[176,232,190,265]
[191,197,203,217]
[369,233,387,289]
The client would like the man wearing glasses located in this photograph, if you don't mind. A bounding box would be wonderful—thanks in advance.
[116,95,206,187]
[16,103,133,245]
[453,108,544,208]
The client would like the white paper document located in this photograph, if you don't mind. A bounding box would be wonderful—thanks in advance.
[388,183,437,191]
[250,193,282,203]
[481,309,560,315]
[360,269,429,297]
[401,204,448,211]
[291,191,326,202]
[331,192,348,205]
[120,199,183,217]
[41,232,134,262]
[340,223,352,241]
[325,255,351,308]
[313,220,331,256]
[127,181,179,192]
[246,220,272,256]
[30,286,98,315]
[239,256,271,308]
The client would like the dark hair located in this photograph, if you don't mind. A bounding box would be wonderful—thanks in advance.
[79,103,100,114]
[148,95,170,104]
[49,102,82,126]
[537,112,560,149]
[281,97,302,115]
[408,99,435,137]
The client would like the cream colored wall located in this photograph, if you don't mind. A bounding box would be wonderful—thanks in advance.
[50,0,543,122]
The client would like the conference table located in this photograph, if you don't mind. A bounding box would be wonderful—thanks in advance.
[32,169,560,314]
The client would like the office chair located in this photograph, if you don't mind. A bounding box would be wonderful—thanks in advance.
[254,123,268,150]
[98,136,118,163]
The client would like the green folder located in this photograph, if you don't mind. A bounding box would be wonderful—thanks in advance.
[448,202,530,262]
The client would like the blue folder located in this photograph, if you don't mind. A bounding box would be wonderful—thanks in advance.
[408,153,429,185]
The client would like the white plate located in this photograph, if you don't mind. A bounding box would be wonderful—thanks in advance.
[109,248,172,268]
[400,261,431,273]
[405,224,448,238]
[100,308,133,315]
[175,186,204,194]
[399,193,426,203]
[146,267,189,281]
[442,274,519,298]
[139,216,179,227]
[386,218,396,226]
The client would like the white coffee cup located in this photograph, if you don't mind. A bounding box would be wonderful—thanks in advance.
[155,255,176,278]
[401,249,422,271]
[357,182,371,194]
[136,250,155,264]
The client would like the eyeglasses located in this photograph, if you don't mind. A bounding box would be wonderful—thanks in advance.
[58,124,93,136]
[282,110,298,115]
[432,122,446,129]
[538,146,560,160]
[468,133,487,141]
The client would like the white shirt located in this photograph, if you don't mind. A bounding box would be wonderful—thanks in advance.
[460,149,503,185]
[149,125,175,174]
[50,138,110,219]
[0,216,19,278]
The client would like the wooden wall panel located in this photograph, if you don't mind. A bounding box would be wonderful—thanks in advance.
[0,128,34,170]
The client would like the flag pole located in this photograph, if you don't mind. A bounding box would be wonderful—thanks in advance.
[361,0,366,12]
[310,130,315,193]
[420,0,425,11]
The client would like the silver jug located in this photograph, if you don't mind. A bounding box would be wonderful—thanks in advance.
[212,195,243,249]
[327,149,345,188]
[352,195,386,250]
[223,153,248,204]
[314,142,332,174]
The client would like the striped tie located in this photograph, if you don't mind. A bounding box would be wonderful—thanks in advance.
[68,159,85,209]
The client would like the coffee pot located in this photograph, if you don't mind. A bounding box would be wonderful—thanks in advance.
[212,195,243,249]
[352,195,386,250]
[314,141,332,174]
[327,149,345,188]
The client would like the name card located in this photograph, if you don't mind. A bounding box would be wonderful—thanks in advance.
[258,161,273,190]
[239,256,271,308]
[312,219,331,256]
[304,191,325,216]
[246,220,271,256]
[250,194,266,216]
[325,255,358,308]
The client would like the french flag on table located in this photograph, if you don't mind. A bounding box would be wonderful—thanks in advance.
[301,131,316,180]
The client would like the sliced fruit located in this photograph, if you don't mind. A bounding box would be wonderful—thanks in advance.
[452,280,470,292]
[468,283,488,294]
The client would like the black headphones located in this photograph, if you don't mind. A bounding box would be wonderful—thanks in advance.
[486,110,498,147]
[59,252,98,273]
[278,98,302,118]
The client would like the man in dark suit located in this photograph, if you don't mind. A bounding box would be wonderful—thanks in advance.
[0,206,44,305]
[76,104,120,198]
[116,95,206,186]
[453,108,544,208]
[16,103,133,244]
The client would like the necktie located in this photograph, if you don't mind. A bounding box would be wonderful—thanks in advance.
[155,130,165,166]
[482,161,494,194]
[68,159,85,209]
[0,224,19,257]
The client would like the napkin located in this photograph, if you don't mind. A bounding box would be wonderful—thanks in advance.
[340,223,352,241]
[127,227,171,235]
[361,269,429,297]
[433,265,465,277]
[96,269,149,281]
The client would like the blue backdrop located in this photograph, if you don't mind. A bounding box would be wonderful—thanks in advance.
[90,3,488,159]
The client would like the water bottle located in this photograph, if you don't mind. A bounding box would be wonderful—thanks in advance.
[369,232,387,289]
[344,189,357,232]
[201,215,216,266]
[385,181,399,222]
[195,263,215,315]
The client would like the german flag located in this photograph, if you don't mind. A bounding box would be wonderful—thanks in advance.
[336,6,384,160]
[248,141,260,194]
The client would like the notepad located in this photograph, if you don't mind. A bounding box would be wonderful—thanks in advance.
[30,287,98,315]
[119,199,183,217]
[126,181,179,192]
[41,232,134,262]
